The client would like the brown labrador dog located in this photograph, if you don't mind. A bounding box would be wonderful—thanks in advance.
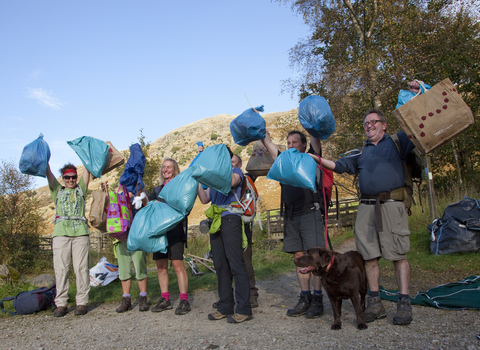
[294,247,367,330]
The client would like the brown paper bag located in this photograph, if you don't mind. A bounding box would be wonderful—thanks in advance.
[89,190,109,232]
[392,78,474,154]
[246,141,286,177]
[102,141,125,175]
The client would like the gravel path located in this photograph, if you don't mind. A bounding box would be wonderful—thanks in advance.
[1,241,480,350]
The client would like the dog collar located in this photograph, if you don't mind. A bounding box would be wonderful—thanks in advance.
[325,254,335,272]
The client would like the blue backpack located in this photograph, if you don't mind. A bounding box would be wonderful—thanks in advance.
[0,284,56,316]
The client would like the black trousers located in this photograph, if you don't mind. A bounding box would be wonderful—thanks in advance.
[210,214,252,316]
[243,223,258,298]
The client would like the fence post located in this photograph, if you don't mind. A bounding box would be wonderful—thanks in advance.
[267,210,271,237]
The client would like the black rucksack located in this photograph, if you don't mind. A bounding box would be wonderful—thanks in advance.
[0,284,56,316]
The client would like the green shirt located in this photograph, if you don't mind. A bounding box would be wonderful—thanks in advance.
[50,177,90,237]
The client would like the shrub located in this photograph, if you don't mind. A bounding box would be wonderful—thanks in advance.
[210,133,218,140]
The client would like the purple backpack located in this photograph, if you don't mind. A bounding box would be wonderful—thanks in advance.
[0,284,56,315]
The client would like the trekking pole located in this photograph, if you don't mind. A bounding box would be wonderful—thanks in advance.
[183,255,204,276]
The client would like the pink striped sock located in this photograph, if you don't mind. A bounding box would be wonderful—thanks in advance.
[180,293,189,302]
[161,292,170,301]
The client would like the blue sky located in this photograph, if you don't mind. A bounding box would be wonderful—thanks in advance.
[0,0,309,187]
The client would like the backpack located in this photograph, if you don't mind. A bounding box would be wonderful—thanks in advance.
[230,173,261,223]
[0,284,56,316]
[390,133,424,214]
[53,185,88,225]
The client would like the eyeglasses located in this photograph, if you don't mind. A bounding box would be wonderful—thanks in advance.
[363,120,383,128]
[63,175,78,180]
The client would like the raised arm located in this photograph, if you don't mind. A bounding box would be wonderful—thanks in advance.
[46,164,56,191]
[82,168,91,189]
[261,130,279,161]
[197,183,211,204]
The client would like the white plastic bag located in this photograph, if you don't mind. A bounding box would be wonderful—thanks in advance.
[89,257,119,287]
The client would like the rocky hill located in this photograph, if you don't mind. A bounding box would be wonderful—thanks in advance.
[36,109,355,234]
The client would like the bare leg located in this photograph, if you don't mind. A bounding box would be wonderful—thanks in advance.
[393,259,410,294]
[121,279,132,295]
[294,251,311,291]
[137,278,148,293]
[156,259,169,294]
[364,258,380,292]
[171,259,189,294]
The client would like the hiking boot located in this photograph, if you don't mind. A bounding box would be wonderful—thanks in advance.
[53,306,68,317]
[393,297,413,325]
[227,313,253,323]
[151,297,172,312]
[175,299,191,315]
[250,297,259,309]
[74,305,88,316]
[116,296,132,313]
[305,294,324,318]
[212,300,219,309]
[138,296,149,312]
[208,311,229,320]
[364,296,387,323]
[287,293,312,317]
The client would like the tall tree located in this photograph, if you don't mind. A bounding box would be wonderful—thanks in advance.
[278,0,480,185]
[0,159,45,271]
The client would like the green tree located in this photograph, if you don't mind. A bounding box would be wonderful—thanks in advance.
[279,0,480,185]
[0,159,45,272]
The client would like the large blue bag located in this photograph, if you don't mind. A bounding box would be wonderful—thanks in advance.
[67,136,109,178]
[395,81,432,109]
[120,143,146,194]
[298,96,336,140]
[230,106,266,146]
[127,227,168,254]
[127,201,184,253]
[160,167,198,215]
[190,144,233,196]
[19,133,51,178]
[267,148,317,191]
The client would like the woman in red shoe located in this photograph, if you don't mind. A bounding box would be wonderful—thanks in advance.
[46,163,90,317]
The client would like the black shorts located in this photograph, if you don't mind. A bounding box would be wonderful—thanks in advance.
[152,223,185,261]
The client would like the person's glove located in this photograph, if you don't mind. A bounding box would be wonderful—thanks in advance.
[132,192,146,210]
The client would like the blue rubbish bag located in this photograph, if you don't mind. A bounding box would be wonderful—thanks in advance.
[160,167,198,215]
[230,105,266,146]
[120,143,146,194]
[19,133,51,178]
[127,201,184,253]
[396,81,432,109]
[298,96,336,140]
[127,228,168,254]
[191,144,233,196]
[67,136,109,179]
[267,148,317,191]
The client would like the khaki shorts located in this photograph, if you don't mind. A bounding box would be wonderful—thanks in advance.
[355,201,410,261]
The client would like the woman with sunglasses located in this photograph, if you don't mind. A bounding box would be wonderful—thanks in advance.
[46,162,91,317]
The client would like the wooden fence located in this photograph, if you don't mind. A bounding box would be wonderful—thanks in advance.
[265,197,359,240]
[39,232,115,253]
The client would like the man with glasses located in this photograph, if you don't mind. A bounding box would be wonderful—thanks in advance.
[319,108,415,326]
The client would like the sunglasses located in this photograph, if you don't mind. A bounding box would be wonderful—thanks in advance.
[63,175,78,180]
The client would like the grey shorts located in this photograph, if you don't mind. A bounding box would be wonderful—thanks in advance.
[282,209,325,253]
[355,201,410,261]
